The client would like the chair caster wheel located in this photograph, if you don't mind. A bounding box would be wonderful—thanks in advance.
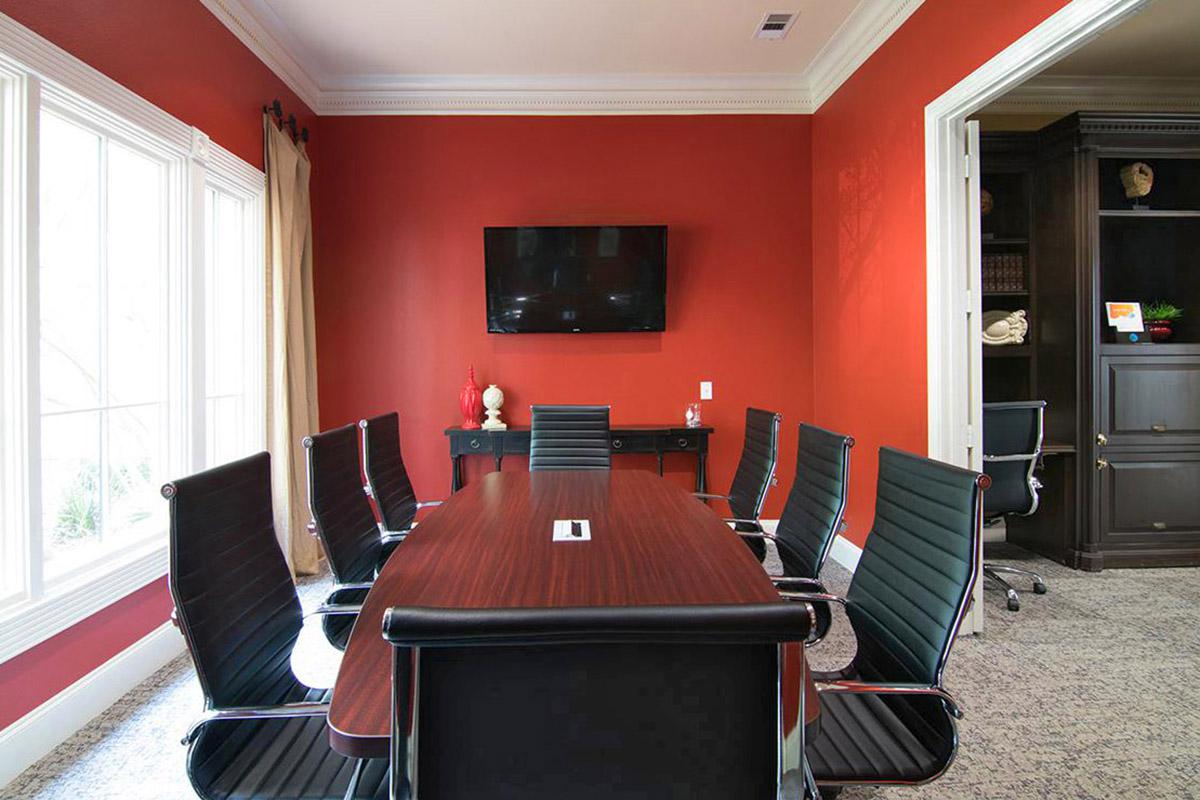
[1033,582,1047,594]
[1006,597,1020,612]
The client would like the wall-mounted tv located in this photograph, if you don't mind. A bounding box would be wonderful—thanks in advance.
[484,225,667,333]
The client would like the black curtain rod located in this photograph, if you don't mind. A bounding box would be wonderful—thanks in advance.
[263,98,309,143]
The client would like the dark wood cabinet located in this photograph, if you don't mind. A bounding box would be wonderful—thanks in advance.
[993,114,1200,569]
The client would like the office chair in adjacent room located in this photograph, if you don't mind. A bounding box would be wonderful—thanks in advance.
[697,407,782,561]
[982,401,1049,612]
[529,404,612,470]
[164,453,387,800]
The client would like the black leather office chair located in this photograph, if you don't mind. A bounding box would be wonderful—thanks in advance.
[529,404,612,471]
[781,447,987,794]
[360,412,442,534]
[304,423,403,649]
[697,407,782,561]
[982,400,1049,611]
[164,453,388,800]
[383,603,818,800]
[737,423,853,642]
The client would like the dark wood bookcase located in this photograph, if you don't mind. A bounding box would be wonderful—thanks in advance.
[990,113,1200,570]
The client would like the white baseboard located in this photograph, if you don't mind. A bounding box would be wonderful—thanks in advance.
[0,621,185,789]
[755,521,862,574]
[828,534,863,573]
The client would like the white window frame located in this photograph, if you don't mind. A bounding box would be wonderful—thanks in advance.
[0,14,266,663]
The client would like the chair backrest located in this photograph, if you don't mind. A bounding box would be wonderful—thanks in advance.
[304,423,384,584]
[845,447,986,687]
[164,452,302,709]
[982,400,1045,518]
[727,407,782,526]
[383,604,814,800]
[529,404,611,471]
[360,412,418,532]
[774,423,854,579]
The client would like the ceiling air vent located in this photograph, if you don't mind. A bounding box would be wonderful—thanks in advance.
[755,11,798,40]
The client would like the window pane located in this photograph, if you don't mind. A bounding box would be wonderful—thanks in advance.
[204,184,256,467]
[39,111,169,581]
[39,112,101,414]
[41,411,102,576]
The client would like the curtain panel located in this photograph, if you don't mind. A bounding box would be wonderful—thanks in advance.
[264,115,320,576]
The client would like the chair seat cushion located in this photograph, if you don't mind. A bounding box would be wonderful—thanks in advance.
[189,688,390,800]
[806,689,946,784]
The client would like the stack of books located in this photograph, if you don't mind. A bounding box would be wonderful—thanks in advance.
[982,253,1026,292]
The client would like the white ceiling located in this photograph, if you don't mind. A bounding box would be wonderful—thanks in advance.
[199,0,925,114]
[1043,0,1200,78]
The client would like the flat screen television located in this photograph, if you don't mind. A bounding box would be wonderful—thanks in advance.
[484,225,667,333]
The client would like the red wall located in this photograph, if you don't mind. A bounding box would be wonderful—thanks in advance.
[810,0,1070,547]
[0,0,315,730]
[313,115,813,515]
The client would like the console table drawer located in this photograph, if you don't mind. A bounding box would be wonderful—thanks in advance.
[609,434,656,453]
[669,433,702,451]
[450,433,496,456]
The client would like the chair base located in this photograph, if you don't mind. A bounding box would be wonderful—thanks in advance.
[983,563,1047,612]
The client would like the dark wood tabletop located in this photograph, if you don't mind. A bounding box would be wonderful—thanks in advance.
[327,469,817,757]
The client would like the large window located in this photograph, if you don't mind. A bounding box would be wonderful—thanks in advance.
[0,41,265,660]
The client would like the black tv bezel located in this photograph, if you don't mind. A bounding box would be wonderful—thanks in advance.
[484,224,667,334]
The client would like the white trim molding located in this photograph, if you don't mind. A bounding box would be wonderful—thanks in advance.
[0,622,186,789]
[805,0,925,109]
[983,74,1200,115]
[924,0,1152,632]
[197,0,923,115]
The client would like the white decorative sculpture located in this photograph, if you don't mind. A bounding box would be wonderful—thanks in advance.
[981,309,1028,346]
[481,384,507,430]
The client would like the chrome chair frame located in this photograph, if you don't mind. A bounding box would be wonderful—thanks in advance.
[699,409,782,538]
[775,468,989,792]
[982,400,1049,612]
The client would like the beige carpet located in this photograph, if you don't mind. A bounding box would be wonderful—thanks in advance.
[4,544,1199,799]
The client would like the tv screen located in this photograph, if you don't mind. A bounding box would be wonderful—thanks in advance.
[484,225,667,333]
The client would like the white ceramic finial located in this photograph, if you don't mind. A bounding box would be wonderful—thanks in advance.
[481,384,507,430]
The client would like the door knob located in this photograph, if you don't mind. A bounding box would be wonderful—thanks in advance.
[1095,457,1109,470]
[1096,432,1108,446]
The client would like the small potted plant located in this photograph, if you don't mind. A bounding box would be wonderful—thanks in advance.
[1141,301,1183,343]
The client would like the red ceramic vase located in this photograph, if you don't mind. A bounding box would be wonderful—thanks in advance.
[459,366,483,429]
[1145,320,1173,343]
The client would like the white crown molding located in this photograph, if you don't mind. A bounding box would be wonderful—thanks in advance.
[200,0,921,115]
[804,0,926,110]
[983,74,1200,114]
[195,0,322,112]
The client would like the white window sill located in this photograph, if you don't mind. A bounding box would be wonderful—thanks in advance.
[0,542,168,664]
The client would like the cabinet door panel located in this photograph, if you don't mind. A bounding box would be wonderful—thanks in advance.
[1099,356,1200,447]
[1099,452,1200,548]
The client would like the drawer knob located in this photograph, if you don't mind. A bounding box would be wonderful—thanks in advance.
[1151,423,1167,433]
[612,439,623,449]
[470,438,481,449]
[678,438,689,448]
[1152,521,1167,531]
[1096,457,1109,471]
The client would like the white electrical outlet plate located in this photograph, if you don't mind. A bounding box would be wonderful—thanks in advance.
[700,381,713,401]
[553,519,591,541]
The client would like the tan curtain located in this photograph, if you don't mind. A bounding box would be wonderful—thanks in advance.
[264,115,320,576]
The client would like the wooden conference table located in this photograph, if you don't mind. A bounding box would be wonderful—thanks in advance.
[328,469,818,760]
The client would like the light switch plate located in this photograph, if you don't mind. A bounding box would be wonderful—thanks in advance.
[700,381,713,401]
[553,519,591,541]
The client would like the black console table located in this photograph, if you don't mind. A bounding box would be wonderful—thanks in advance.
[444,425,713,493]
